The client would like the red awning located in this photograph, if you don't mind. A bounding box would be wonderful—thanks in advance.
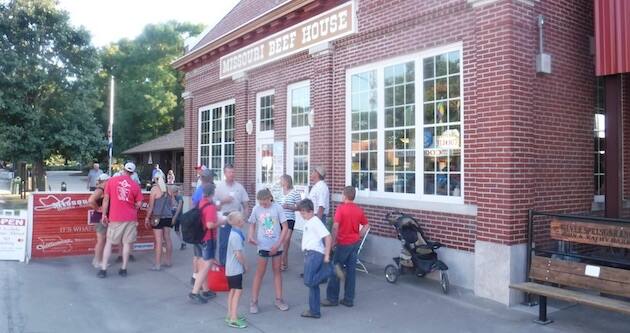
[595,0,630,76]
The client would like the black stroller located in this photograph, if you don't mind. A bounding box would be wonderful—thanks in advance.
[384,211,449,294]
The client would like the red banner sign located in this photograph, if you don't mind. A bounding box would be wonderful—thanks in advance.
[31,192,154,258]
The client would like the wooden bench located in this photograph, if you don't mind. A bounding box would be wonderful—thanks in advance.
[510,215,630,324]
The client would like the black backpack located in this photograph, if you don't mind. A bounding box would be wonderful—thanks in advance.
[180,203,211,244]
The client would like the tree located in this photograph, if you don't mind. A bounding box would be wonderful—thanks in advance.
[0,0,105,189]
[97,21,203,155]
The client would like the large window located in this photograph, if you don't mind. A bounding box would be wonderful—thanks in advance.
[259,94,274,132]
[346,45,463,202]
[290,85,310,128]
[199,100,235,179]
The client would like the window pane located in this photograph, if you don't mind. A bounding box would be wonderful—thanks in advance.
[424,154,435,172]
[424,174,435,195]
[424,103,435,124]
[448,99,460,122]
[449,75,460,98]
[448,51,460,74]
[450,174,461,196]
[424,80,435,101]
[423,58,434,79]
[436,54,447,77]
[436,78,448,100]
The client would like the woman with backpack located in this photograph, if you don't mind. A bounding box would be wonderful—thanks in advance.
[144,171,175,270]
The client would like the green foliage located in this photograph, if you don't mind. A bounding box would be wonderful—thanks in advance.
[97,21,203,155]
[0,0,105,165]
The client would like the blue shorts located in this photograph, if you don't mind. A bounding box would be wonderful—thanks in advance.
[200,239,216,261]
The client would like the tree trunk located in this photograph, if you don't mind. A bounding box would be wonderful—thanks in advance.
[33,159,46,191]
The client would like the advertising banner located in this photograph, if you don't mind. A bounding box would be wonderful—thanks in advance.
[30,192,154,258]
[0,210,28,261]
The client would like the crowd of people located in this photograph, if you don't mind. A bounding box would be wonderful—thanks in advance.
[87,161,369,329]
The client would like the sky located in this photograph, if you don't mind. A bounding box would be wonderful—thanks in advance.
[57,0,242,47]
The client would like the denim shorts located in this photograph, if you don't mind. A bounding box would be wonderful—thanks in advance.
[200,239,216,261]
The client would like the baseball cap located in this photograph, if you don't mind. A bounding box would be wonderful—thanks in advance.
[195,164,207,170]
[98,174,110,182]
[312,165,326,179]
[124,162,136,173]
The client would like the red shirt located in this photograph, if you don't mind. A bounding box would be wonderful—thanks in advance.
[199,198,217,241]
[334,202,368,245]
[104,175,142,223]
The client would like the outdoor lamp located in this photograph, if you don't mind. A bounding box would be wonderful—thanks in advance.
[246,119,253,135]
[308,110,315,127]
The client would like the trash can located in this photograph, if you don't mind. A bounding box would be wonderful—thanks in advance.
[61,181,67,192]
[11,177,21,195]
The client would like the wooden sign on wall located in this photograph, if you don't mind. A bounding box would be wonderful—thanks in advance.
[550,218,630,249]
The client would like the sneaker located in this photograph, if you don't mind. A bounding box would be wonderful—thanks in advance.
[275,298,289,311]
[340,299,354,307]
[201,291,216,299]
[334,264,346,282]
[321,299,338,307]
[189,293,208,304]
[92,258,100,269]
[300,310,321,318]
[249,301,259,314]
[225,315,247,323]
[227,318,248,329]
[180,243,186,250]
[149,265,161,271]
[97,269,107,278]
[118,269,127,277]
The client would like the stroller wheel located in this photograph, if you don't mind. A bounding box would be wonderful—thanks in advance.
[384,265,399,283]
[440,271,449,294]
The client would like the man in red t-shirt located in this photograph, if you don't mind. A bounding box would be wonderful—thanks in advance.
[98,162,143,278]
[322,186,368,307]
[189,182,220,304]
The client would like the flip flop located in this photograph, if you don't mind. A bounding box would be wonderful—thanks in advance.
[281,264,288,271]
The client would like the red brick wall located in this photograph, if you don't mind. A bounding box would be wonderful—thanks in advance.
[530,0,595,217]
[180,0,598,251]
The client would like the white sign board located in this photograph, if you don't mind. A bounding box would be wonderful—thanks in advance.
[0,210,28,262]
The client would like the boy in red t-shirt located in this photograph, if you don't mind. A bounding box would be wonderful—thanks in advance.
[322,186,368,307]
[189,183,221,304]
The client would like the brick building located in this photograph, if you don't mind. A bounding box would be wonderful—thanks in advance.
[173,0,629,305]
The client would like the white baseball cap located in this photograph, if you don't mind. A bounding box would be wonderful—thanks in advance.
[124,162,136,173]
[98,174,110,181]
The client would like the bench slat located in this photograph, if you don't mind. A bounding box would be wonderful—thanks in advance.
[530,267,630,298]
[531,256,630,285]
[510,282,630,315]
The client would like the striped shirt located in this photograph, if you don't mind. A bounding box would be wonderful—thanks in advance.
[276,189,301,221]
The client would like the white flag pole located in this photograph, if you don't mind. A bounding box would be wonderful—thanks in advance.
[108,75,115,176]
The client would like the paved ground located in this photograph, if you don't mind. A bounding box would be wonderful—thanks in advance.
[1,231,629,333]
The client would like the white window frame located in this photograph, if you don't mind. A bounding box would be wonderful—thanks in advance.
[197,98,236,179]
[345,43,464,204]
[256,89,275,139]
[286,80,311,137]
[255,90,276,191]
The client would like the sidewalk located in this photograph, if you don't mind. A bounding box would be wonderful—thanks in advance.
[1,232,628,333]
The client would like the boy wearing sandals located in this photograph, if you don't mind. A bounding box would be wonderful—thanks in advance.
[247,189,289,313]
[298,199,336,318]
[225,212,248,328]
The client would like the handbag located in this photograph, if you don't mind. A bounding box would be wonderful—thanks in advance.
[207,265,230,292]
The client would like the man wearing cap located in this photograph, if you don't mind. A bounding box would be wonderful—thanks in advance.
[308,166,330,229]
[87,163,103,191]
[194,165,207,189]
[98,162,143,278]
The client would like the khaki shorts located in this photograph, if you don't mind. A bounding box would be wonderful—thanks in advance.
[106,221,138,245]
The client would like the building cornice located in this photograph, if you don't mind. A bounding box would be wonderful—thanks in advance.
[172,0,317,70]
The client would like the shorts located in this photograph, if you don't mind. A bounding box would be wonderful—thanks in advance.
[201,239,216,261]
[227,274,243,290]
[107,221,137,245]
[151,218,173,230]
[285,219,295,231]
[95,222,107,234]
[258,249,283,258]
[193,244,203,257]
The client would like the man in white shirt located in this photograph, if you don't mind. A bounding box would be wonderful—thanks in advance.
[308,165,330,229]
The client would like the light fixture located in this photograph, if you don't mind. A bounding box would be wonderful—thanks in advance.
[245,119,253,135]
[308,109,315,127]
